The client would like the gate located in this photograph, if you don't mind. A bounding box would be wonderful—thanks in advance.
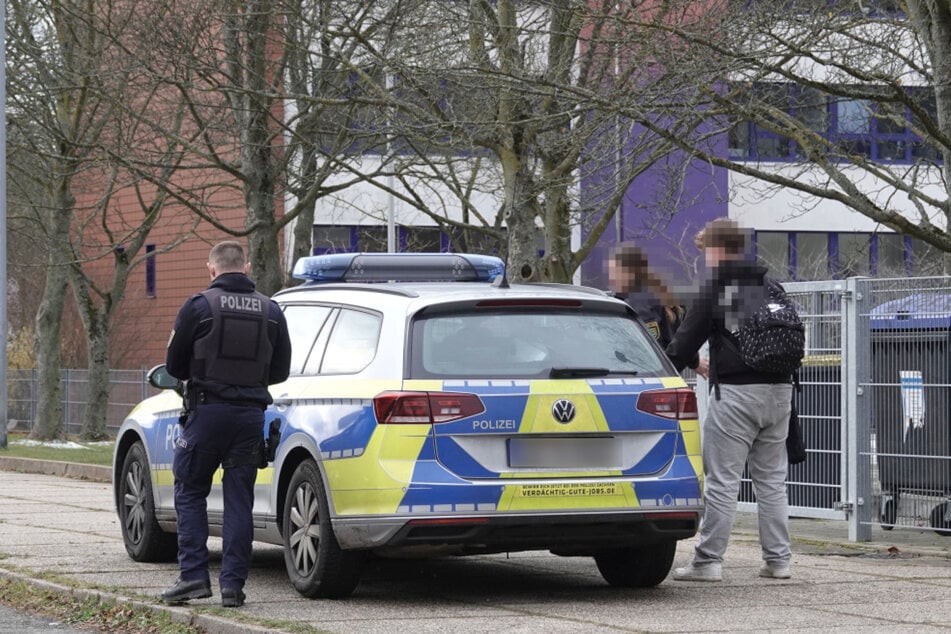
[738,280,850,523]
[736,276,951,542]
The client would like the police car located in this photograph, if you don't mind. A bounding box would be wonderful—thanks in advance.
[113,253,703,598]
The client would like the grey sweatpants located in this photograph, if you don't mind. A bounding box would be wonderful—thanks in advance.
[693,383,793,566]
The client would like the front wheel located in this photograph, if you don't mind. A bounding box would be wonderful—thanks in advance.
[594,541,677,588]
[117,441,178,562]
[282,460,365,598]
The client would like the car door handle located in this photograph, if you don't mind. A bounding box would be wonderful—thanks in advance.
[272,396,293,407]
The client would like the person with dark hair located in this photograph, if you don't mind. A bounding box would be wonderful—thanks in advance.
[664,218,794,582]
[161,241,292,608]
[608,244,685,349]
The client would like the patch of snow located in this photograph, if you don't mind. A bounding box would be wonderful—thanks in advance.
[13,439,90,450]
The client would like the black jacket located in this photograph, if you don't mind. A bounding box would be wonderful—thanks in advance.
[665,260,790,386]
[619,289,683,350]
[166,272,292,405]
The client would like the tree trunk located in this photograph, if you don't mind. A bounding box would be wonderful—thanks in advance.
[30,206,72,441]
[287,146,319,286]
[248,214,283,296]
[503,156,543,282]
[542,180,574,284]
[79,317,111,440]
[906,1,951,249]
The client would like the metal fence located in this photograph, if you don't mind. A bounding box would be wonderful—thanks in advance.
[736,276,951,541]
[6,368,155,437]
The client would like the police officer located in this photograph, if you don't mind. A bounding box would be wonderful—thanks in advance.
[160,241,291,608]
[608,244,685,349]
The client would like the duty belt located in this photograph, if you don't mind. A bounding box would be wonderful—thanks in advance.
[196,390,265,410]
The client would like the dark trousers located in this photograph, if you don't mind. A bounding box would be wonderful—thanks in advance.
[172,403,262,591]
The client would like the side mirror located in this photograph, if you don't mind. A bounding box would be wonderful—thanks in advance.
[147,364,184,395]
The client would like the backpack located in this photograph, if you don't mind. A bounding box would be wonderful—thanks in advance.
[727,278,805,375]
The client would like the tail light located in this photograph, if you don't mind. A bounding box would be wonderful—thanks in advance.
[373,391,485,424]
[636,388,698,420]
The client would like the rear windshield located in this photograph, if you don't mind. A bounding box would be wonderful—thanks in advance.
[410,309,670,379]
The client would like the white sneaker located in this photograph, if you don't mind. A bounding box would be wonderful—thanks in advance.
[759,563,792,579]
[672,562,722,582]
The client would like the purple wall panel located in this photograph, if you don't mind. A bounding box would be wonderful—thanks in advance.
[581,140,728,291]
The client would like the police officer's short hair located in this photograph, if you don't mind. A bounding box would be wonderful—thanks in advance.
[210,241,247,272]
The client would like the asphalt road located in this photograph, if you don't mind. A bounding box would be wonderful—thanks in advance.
[0,470,949,633]
[0,605,86,634]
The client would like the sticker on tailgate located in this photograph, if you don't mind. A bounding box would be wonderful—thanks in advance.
[515,482,622,498]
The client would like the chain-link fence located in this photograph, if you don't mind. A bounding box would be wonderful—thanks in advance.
[6,369,155,437]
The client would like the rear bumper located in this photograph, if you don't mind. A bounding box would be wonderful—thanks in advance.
[333,508,700,554]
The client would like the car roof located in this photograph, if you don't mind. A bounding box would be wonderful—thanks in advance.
[276,280,612,301]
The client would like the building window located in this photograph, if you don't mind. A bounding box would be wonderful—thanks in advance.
[313,226,355,254]
[793,232,830,281]
[910,238,945,276]
[754,231,790,280]
[357,226,389,252]
[730,83,939,164]
[402,227,443,253]
[145,244,156,298]
[754,231,931,280]
[835,233,872,278]
[874,233,906,277]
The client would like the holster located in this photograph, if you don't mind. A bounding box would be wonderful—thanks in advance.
[257,419,282,468]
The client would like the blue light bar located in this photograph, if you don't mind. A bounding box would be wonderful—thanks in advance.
[292,253,505,283]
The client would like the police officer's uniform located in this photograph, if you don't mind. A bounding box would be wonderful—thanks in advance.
[164,271,291,605]
[618,288,683,350]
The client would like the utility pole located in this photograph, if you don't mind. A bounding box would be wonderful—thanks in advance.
[1,4,7,448]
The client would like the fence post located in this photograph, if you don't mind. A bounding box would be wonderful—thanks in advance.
[30,368,37,433]
[843,277,872,542]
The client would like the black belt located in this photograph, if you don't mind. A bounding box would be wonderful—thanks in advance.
[197,391,265,410]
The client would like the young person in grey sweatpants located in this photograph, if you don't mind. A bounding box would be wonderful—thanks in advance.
[664,218,794,581]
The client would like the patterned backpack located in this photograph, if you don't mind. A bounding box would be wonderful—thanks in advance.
[728,278,805,375]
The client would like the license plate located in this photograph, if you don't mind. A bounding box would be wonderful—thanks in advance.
[507,436,620,468]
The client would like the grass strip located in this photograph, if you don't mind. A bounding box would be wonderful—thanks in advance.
[0,576,203,633]
[0,432,114,466]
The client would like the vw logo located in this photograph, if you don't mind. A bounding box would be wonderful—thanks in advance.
[552,399,576,424]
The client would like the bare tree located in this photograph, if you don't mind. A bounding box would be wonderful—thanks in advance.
[602,1,951,268]
[6,0,116,439]
[7,0,201,439]
[290,0,705,282]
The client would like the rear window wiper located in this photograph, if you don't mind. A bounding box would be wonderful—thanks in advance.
[548,367,639,378]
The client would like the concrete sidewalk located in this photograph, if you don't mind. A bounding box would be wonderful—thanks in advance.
[0,462,949,633]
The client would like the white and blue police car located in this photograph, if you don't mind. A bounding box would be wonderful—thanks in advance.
[113,253,703,598]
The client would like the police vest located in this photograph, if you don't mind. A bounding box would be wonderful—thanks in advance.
[191,287,273,387]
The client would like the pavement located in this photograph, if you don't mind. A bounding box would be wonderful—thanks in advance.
[0,457,949,633]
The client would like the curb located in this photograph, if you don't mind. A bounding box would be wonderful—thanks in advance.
[0,568,273,634]
[0,457,111,483]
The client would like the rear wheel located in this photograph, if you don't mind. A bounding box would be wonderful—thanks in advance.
[117,441,178,562]
[930,502,951,537]
[880,495,898,531]
[282,459,365,598]
[593,540,677,588]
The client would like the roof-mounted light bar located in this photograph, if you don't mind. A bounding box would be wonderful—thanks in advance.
[292,253,505,284]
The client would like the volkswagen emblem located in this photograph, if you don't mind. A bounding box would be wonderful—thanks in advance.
[552,399,576,424]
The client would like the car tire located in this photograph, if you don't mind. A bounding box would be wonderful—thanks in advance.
[880,495,898,531]
[117,441,178,562]
[593,540,676,588]
[282,459,365,598]
[930,502,951,537]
